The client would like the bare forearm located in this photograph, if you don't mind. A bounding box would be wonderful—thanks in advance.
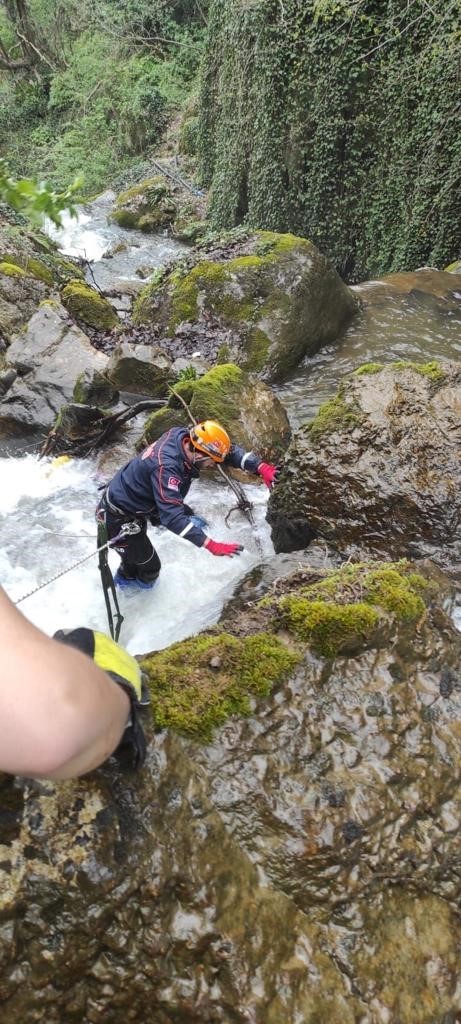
[0,588,130,779]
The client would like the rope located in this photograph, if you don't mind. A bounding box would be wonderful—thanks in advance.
[14,530,125,606]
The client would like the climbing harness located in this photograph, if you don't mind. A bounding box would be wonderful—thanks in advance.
[96,517,142,641]
[168,386,264,556]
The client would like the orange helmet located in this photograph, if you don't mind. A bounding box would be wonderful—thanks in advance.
[189,420,231,462]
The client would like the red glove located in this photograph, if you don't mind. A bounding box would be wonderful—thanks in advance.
[257,462,280,489]
[204,538,244,557]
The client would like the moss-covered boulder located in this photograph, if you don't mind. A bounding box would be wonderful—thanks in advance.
[268,359,461,568]
[106,341,173,396]
[133,230,358,382]
[0,261,50,342]
[140,362,291,460]
[61,279,119,330]
[109,176,177,232]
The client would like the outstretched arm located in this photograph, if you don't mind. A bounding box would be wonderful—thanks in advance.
[0,587,130,780]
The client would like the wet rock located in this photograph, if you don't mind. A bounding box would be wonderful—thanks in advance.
[1,560,460,1022]
[1,303,108,434]
[106,342,173,397]
[132,230,358,382]
[268,359,461,568]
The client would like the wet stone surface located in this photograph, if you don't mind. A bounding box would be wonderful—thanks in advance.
[1,560,461,1022]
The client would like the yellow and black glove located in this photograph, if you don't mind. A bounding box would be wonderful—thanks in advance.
[53,627,149,770]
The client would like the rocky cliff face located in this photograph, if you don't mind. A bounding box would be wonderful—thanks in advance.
[268,360,461,573]
[1,559,460,1023]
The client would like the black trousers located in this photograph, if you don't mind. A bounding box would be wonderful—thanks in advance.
[97,495,161,583]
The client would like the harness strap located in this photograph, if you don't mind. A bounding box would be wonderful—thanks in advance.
[97,520,124,642]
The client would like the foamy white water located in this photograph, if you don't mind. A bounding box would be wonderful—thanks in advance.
[1,455,274,655]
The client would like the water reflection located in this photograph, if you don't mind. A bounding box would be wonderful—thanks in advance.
[276,281,461,429]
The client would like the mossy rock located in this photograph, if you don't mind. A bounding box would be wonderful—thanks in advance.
[264,560,431,658]
[268,359,461,561]
[141,362,291,457]
[141,632,300,738]
[61,279,119,330]
[309,386,364,442]
[0,253,53,285]
[0,261,27,278]
[109,177,176,233]
[133,230,358,381]
[140,559,433,736]
[73,369,119,406]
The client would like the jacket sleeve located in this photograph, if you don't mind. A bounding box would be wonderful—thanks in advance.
[149,459,207,548]
[225,443,261,475]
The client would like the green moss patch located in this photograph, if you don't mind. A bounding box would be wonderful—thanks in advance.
[309,388,363,442]
[353,362,385,376]
[0,261,27,278]
[272,561,430,657]
[61,279,119,329]
[393,360,445,381]
[141,632,300,738]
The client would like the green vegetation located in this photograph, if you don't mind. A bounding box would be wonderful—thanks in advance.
[274,561,429,657]
[61,279,119,329]
[392,361,446,382]
[0,1,206,195]
[199,0,460,281]
[141,632,300,737]
[353,363,385,377]
[309,389,363,441]
[140,561,432,735]
[0,159,81,226]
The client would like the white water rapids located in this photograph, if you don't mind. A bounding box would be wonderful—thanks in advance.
[1,454,274,655]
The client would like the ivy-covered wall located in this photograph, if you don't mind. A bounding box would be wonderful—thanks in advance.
[198,0,461,281]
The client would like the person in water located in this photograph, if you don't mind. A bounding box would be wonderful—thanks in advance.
[0,586,147,779]
[97,420,279,590]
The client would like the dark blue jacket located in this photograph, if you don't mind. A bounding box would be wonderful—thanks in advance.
[107,427,262,548]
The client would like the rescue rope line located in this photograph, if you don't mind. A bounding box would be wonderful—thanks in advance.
[14,529,127,606]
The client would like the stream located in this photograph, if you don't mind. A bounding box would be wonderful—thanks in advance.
[3,197,461,650]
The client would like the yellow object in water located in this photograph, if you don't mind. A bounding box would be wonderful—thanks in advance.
[51,455,72,469]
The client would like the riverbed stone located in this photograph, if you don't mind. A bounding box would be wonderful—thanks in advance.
[140,362,291,460]
[0,559,460,1022]
[106,341,173,396]
[0,303,109,435]
[132,230,358,382]
[61,279,119,330]
[267,359,461,568]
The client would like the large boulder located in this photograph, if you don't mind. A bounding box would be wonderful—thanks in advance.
[1,559,460,1022]
[0,303,109,436]
[106,341,173,396]
[268,360,461,568]
[133,231,358,382]
[0,263,49,344]
[109,176,177,232]
[61,280,119,330]
[140,362,291,461]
